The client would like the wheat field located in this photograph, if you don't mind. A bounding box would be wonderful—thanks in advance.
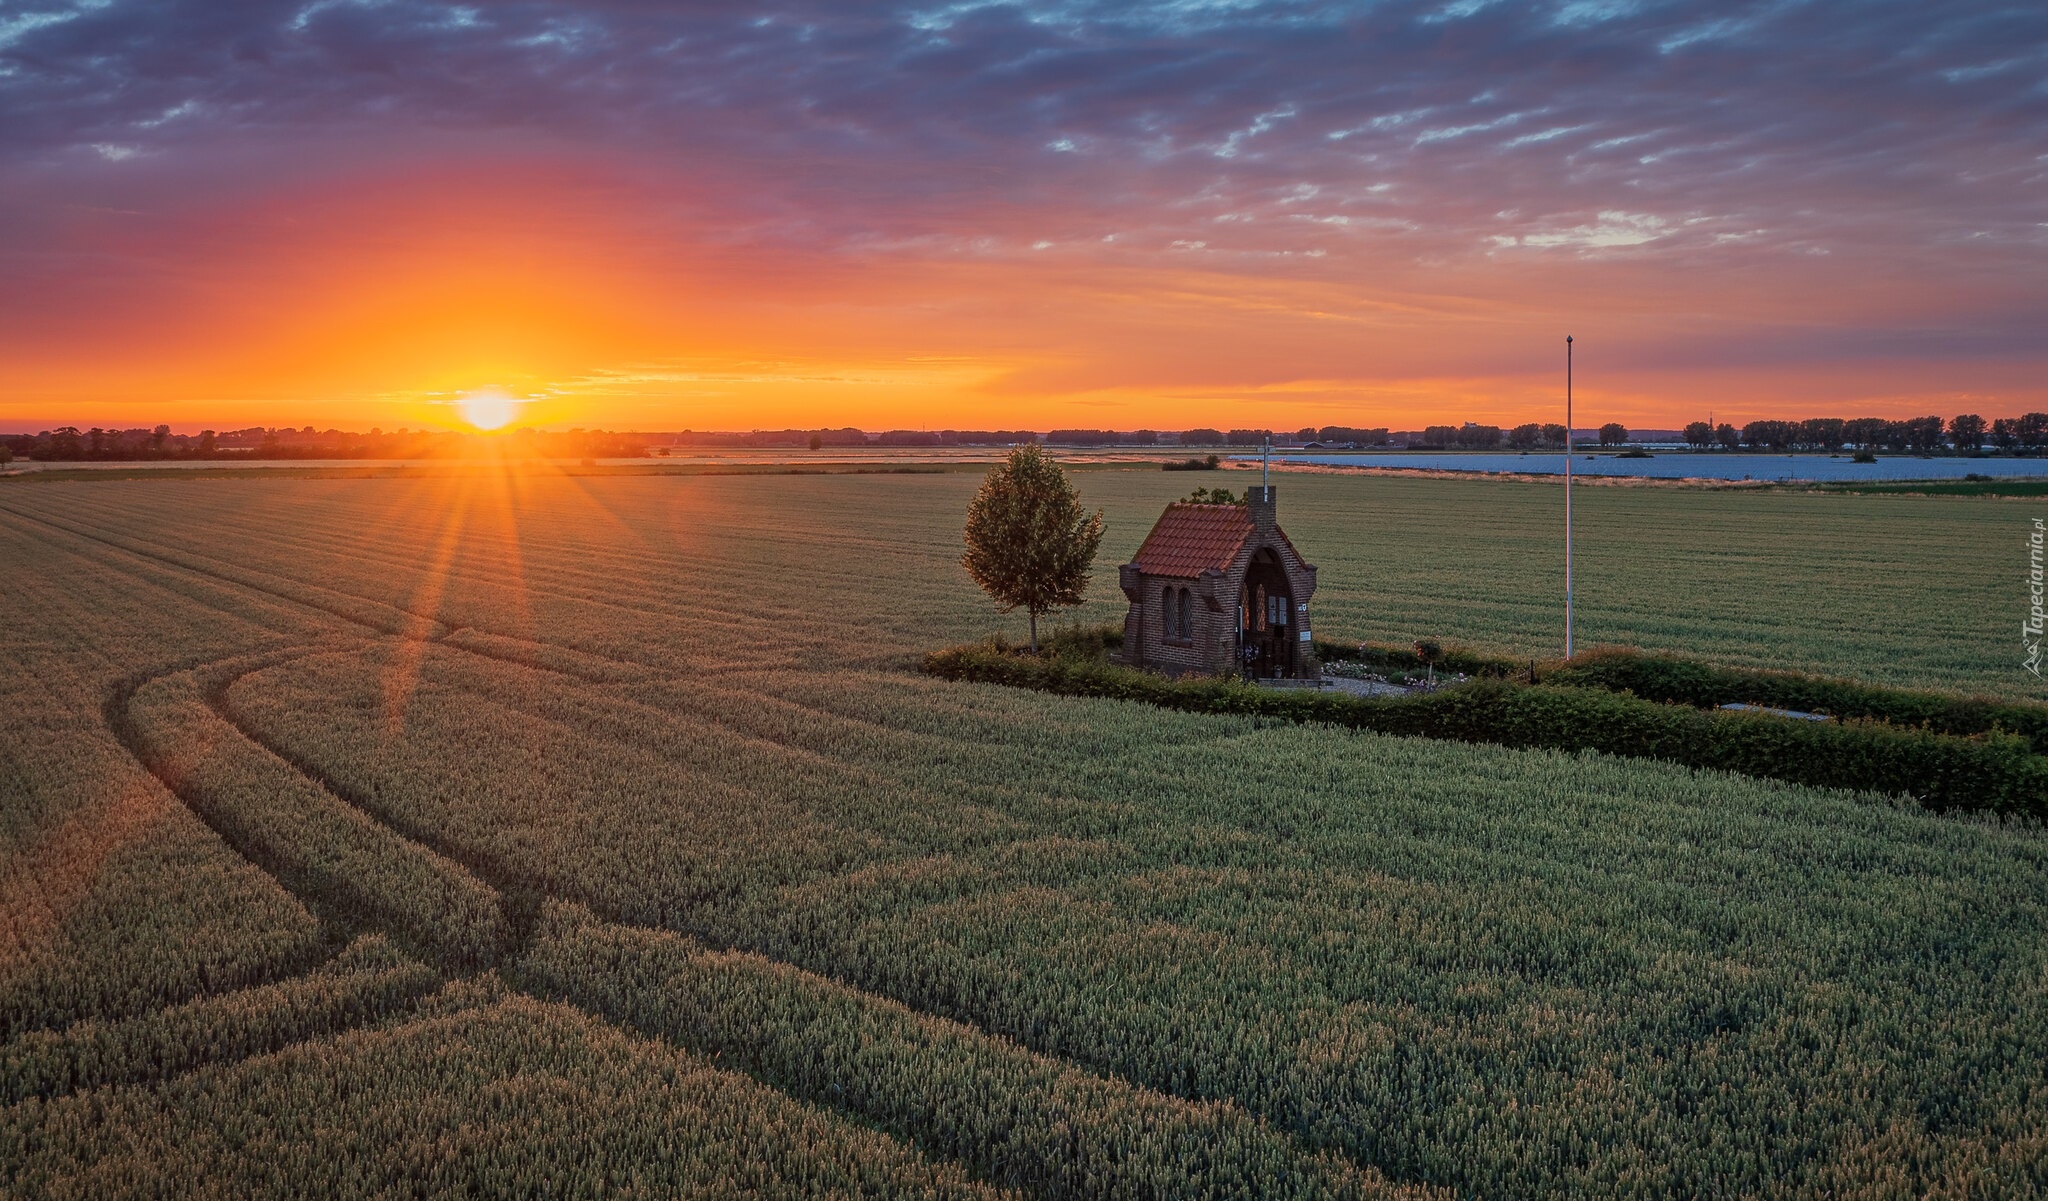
[2,466,2041,1199]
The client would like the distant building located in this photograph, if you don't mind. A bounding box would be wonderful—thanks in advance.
[1117,486,1320,680]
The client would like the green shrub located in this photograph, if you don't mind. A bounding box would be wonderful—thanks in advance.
[1316,638,1524,678]
[1041,620,1124,660]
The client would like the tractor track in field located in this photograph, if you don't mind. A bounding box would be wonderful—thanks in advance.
[100,648,1391,1200]
[101,652,374,948]
[12,499,1392,1199]
[16,486,907,1074]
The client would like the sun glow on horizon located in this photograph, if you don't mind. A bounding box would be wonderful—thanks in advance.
[458,387,521,430]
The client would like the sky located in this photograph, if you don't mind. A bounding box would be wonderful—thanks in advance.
[1,0,2043,433]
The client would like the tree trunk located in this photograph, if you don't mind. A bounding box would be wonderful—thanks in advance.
[1028,610,1039,654]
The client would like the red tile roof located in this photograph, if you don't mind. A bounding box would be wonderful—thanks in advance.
[1131,502,1255,578]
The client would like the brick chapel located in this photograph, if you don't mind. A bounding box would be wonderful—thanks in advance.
[1116,485,1319,680]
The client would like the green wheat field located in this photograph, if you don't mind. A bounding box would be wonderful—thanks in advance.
[3,467,2042,1199]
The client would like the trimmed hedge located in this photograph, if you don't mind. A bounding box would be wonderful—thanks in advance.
[924,646,2047,819]
[1541,648,2048,753]
[1317,641,2048,753]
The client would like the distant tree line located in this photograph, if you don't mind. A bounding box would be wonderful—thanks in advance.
[670,427,874,447]
[9,412,2038,463]
[1297,426,1395,447]
[1401,411,2041,453]
[0,426,1407,460]
[1039,427,1394,447]
[2,425,652,462]
[1678,413,2035,452]
[665,428,1042,447]
[1411,423,1575,449]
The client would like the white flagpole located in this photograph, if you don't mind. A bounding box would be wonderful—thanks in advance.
[1565,334,1574,659]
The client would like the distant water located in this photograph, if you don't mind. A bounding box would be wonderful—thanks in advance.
[1254,452,2048,482]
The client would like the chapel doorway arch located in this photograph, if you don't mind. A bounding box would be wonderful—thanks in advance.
[1239,549,1295,679]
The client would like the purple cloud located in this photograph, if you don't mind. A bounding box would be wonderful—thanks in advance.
[2,0,2044,374]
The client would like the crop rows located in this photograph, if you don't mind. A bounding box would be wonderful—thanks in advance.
[4,471,2044,1199]
[522,901,1425,1201]
[230,641,2048,1198]
[178,640,1391,1199]
[0,514,329,1038]
[2,935,438,1105]
[3,988,1007,1200]
[122,655,510,967]
[0,511,1396,1198]
[10,468,2015,692]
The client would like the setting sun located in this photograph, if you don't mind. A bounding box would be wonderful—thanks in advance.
[458,387,519,430]
[4,4,2044,1194]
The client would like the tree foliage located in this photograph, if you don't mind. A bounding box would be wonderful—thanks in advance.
[960,444,1104,651]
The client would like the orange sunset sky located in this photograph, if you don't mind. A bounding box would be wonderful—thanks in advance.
[3,2,2043,434]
